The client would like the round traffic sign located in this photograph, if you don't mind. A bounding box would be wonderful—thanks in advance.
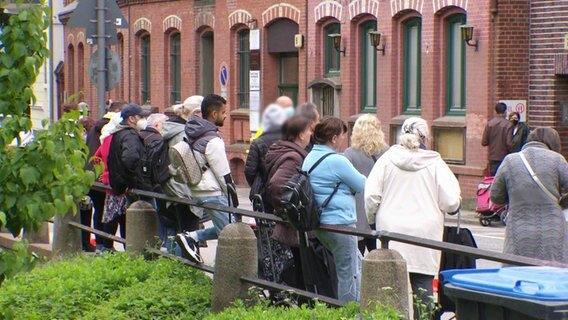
[515,103,525,113]
[219,64,228,87]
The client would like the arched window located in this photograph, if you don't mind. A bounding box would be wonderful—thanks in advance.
[140,34,151,104]
[325,23,340,76]
[403,17,422,114]
[170,33,181,104]
[67,44,75,95]
[361,20,377,112]
[446,14,466,114]
[237,29,250,108]
[77,43,84,96]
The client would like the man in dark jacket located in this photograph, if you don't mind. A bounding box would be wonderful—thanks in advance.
[296,102,320,152]
[108,104,151,196]
[482,102,512,175]
[84,100,127,251]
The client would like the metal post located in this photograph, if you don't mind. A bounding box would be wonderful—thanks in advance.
[96,0,107,117]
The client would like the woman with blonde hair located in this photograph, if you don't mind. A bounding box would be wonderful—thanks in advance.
[344,114,388,255]
[365,117,461,317]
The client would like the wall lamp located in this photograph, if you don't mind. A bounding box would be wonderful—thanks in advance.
[461,24,478,51]
[328,33,346,56]
[368,31,386,55]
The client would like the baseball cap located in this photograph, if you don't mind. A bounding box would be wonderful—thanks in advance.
[121,104,151,119]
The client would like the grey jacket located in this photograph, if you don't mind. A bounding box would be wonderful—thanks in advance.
[344,146,388,232]
[491,141,568,263]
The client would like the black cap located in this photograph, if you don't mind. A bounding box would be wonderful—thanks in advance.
[121,104,151,119]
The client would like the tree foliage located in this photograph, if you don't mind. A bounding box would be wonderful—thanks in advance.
[0,1,97,283]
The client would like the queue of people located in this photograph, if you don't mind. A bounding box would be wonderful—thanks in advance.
[76,94,567,316]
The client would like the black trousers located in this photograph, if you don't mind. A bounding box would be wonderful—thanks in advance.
[103,214,126,249]
[89,189,106,246]
[410,272,434,320]
[357,224,377,256]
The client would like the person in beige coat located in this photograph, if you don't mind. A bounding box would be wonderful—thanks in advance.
[364,117,461,316]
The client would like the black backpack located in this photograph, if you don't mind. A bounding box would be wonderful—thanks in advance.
[141,133,172,188]
[280,153,341,232]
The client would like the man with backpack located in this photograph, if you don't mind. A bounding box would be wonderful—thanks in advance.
[174,94,238,263]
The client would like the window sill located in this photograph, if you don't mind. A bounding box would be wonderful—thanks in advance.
[230,108,250,117]
[432,116,466,128]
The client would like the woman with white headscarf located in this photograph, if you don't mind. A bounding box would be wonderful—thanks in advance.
[364,117,461,316]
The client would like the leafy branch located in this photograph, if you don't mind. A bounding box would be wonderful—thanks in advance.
[0,0,98,283]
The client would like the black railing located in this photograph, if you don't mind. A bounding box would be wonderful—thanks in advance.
[51,182,568,308]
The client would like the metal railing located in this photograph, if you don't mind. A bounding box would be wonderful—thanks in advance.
[53,182,568,308]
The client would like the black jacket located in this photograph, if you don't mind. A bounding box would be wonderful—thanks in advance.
[108,125,147,195]
[244,128,281,198]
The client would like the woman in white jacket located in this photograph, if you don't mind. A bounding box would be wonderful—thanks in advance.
[364,117,461,315]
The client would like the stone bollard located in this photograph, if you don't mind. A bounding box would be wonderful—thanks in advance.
[52,210,82,255]
[211,222,257,312]
[24,221,50,244]
[126,200,158,254]
[360,249,409,318]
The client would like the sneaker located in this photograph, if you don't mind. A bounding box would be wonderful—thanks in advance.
[175,233,203,264]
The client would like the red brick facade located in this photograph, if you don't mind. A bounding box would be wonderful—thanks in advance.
[59,0,544,200]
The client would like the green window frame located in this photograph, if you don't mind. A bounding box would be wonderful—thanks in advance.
[325,23,340,76]
[237,29,250,109]
[278,53,299,105]
[361,20,377,113]
[403,17,421,115]
[141,34,151,104]
[446,14,466,115]
[170,33,181,104]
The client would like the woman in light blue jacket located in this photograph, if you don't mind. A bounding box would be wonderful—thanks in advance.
[302,117,366,303]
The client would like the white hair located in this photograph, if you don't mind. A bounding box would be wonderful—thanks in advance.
[147,113,168,128]
[399,117,429,151]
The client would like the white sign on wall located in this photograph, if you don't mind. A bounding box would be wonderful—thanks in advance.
[250,29,260,50]
[499,100,527,122]
[250,71,260,91]
[249,91,261,132]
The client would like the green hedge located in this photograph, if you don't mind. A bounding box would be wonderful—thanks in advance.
[0,254,401,319]
[0,254,212,320]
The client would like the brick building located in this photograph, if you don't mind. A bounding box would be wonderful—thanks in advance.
[59,0,545,200]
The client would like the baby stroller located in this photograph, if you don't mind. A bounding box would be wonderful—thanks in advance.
[476,176,508,227]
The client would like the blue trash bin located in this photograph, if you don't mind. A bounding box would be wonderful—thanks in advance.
[441,267,568,320]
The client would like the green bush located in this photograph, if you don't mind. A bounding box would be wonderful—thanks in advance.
[0,254,212,320]
[0,253,402,319]
[206,300,402,320]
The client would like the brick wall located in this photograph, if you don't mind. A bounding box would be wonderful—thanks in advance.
[62,0,513,199]
[529,1,568,153]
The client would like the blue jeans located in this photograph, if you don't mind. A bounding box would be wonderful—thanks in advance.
[316,224,362,302]
[194,195,231,241]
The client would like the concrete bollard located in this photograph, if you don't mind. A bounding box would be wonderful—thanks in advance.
[24,221,50,244]
[126,200,158,254]
[360,249,409,318]
[52,210,82,255]
[211,222,257,312]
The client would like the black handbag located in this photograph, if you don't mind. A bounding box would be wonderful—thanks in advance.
[438,211,478,314]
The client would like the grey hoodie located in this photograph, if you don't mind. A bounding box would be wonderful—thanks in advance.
[185,115,219,153]
[161,120,186,147]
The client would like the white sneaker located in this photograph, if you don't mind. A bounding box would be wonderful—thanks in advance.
[175,233,204,264]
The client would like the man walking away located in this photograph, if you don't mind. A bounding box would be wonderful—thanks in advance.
[482,102,511,175]
[176,94,238,263]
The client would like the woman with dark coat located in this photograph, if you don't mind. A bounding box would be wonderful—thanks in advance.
[264,115,313,286]
[244,104,287,203]
[507,111,530,153]
[344,114,389,256]
[244,104,287,283]
[492,127,568,263]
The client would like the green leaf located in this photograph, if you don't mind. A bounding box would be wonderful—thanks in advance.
[0,211,6,227]
[19,167,40,187]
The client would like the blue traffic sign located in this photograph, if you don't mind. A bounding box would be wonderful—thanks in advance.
[219,65,228,87]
